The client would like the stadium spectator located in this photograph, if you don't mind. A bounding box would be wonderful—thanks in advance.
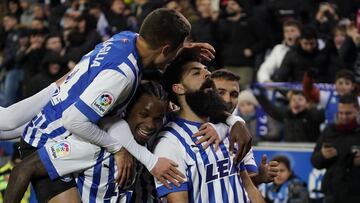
[257,20,302,83]
[311,93,360,203]
[191,0,220,68]
[237,89,281,143]
[273,26,331,83]
[313,2,339,40]
[218,0,268,87]
[303,69,359,124]
[19,0,33,26]
[262,155,309,203]
[254,87,325,142]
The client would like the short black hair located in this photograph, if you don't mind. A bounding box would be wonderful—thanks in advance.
[4,13,18,21]
[211,69,240,82]
[300,26,317,40]
[271,155,291,171]
[139,8,191,51]
[335,69,355,83]
[162,50,200,106]
[126,81,169,118]
[339,93,359,109]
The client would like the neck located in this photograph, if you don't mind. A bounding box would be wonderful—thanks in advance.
[136,35,157,68]
[178,98,208,123]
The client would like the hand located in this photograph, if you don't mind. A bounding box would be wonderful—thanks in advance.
[192,123,220,150]
[114,148,135,187]
[257,154,279,183]
[229,121,252,164]
[243,48,252,57]
[182,42,215,62]
[353,152,360,166]
[151,157,185,189]
[321,146,338,159]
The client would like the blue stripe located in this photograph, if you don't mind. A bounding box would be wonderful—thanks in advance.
[77,172,85,197]
[166,127,203,202]
[156,182,188,197]
[38,147,60,180]
[174,120,215,203]
[89,148,105,203]
[245,165,258,173]
[219,139,240,203]
[186,167,194,203]
[209,144,228,203]
[28,127,38,146]
[104,155,115,203]
[75,99,102,123]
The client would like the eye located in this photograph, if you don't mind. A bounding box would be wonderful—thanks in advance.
[230,92,239,98]
[139,111,148,118]
[192,71,200,76]
[218,90,225,96]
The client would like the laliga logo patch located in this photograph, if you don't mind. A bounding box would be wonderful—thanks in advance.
[92,92,114,115]
[49,142,70,159]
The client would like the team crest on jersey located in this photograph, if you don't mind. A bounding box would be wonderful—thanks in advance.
[92,92,114,115]
[49,142,70,159]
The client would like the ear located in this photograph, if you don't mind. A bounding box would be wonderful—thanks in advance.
[172,83,185,95]
[161,44,172,57]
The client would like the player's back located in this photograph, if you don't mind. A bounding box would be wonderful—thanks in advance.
[154,117,249,203]
[22,31,142,148]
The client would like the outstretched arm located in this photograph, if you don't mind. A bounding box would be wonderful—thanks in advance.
[0,83,57,130]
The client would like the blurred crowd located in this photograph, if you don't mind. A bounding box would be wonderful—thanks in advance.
[1,0,360,203]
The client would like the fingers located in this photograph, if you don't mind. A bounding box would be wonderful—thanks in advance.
[118,165,127,187]
[170,165,186,179]
[192,130,204,138]
[261,154,267,165]
[203,136,216,149]
[164,174,180,187]
[200,48,215,59]
[214,138,220,151]
[167,158,179,167]
[195,134,211,145]
[158,176,172,189]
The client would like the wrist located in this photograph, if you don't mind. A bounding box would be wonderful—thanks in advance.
[226,115,245,127]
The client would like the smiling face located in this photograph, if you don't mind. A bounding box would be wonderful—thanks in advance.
[126,94,167,145]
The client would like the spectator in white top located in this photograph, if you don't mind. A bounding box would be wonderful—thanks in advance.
[257,20,301,83]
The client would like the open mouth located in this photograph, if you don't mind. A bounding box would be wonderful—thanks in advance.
[137,128,154,138]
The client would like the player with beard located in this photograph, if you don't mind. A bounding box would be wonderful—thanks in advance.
[154,50,263,202]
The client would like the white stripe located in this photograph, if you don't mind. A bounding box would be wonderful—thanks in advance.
[117,62,135,80]
[127,53,139,72]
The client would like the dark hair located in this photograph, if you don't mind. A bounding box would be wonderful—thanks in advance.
[4,13,18,20]
[126,81,169,118]
[338,93,359,109]
[283,19,302,30]
[335,69,355,83]
[300,26,317,40]
[45,33,63,46]
[271,155,291,171]
[139,8,191,51]
[211,69,240,82]
[162,50,200,106]
[287,90,306,100]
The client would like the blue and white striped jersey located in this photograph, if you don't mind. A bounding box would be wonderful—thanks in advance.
[76,150,134,203]
[22,31,141,148]
[154,117,250,203]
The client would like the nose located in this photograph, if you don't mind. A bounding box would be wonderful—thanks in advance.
[203,69,211,78]
[144,119,156,131]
